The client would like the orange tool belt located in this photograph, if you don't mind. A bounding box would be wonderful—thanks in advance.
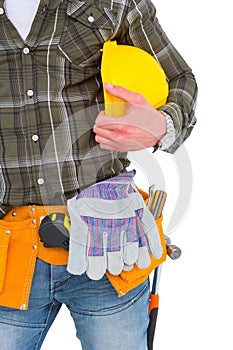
[0,192,166,310]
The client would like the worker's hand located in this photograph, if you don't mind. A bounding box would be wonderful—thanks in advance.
[93,83,167,152]
[67,170,164,280]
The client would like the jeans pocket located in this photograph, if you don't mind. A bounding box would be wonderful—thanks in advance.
[100,278,150,316]
[79,277,150,317]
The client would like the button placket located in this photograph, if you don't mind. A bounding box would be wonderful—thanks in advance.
[87,15,94,23]
[23,47,30,55]
[27,89,34,97]
[37,178,44,185]
[32,134,39,142]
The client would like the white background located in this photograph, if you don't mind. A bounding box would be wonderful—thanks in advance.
[42,0,233,349]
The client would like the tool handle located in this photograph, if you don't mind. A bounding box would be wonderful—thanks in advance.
[148,186,182,260]
[147,307,159,350]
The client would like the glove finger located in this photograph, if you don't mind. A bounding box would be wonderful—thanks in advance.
[123,263,134,271]
[145,224,163,259]
[86,256,106,280]
[66,205,89,274]
[107,227,124,275]
[123,241,138,265]
[67,199,90,244]
[67,240,87,275]
[136,246,151,269]
[139,205,163,259]
[86,224,107,280]
[107,251,124,275]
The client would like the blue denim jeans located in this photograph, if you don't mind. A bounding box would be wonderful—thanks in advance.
[0,258,150,350]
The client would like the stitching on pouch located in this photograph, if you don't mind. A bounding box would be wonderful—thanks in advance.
[21,225,38,308]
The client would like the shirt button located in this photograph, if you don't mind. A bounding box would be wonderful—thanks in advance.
[27,89,34,97]
[37,178,44,185]
[32,134,39,142]
[87,15,94,22]
[23,47,30,54]
[0,8,4,15]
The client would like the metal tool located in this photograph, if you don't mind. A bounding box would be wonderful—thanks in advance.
[147,185,181,350]
[148,185,182,259]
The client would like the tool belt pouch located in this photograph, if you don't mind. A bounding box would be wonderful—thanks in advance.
[106,214,167,296]
[67,170,165,280]
[67,176,167,296]
[0,218,38,310]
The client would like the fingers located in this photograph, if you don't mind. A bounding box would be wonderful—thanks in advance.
[95,138,144,152]
[104,83,151,107]
[94,119,128,132]
[93,118,146,151]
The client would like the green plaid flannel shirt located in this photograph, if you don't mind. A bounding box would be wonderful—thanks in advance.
[0,0,197,206]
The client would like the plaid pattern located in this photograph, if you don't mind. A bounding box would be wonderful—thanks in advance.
[77,170,148,256]
[76,171,144,256]
[81,215,138,255]
[135,208,147,248]
[0,0,197,206]
[77,170,136,200]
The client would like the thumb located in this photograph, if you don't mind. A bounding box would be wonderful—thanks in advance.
[104,83,151,107]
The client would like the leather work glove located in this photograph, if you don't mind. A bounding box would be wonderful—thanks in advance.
[67,170,163,280]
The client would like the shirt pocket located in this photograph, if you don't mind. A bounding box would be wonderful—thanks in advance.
[58,2,115,68]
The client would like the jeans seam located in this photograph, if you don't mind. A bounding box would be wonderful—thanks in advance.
[34,301,60,350]
[0,318,46,328]
[50,264,55,304]
[50,265,72,302]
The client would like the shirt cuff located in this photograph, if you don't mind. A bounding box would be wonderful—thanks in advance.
[154,111,176,151]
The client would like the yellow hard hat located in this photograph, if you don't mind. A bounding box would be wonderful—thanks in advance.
[101,40,168,117]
